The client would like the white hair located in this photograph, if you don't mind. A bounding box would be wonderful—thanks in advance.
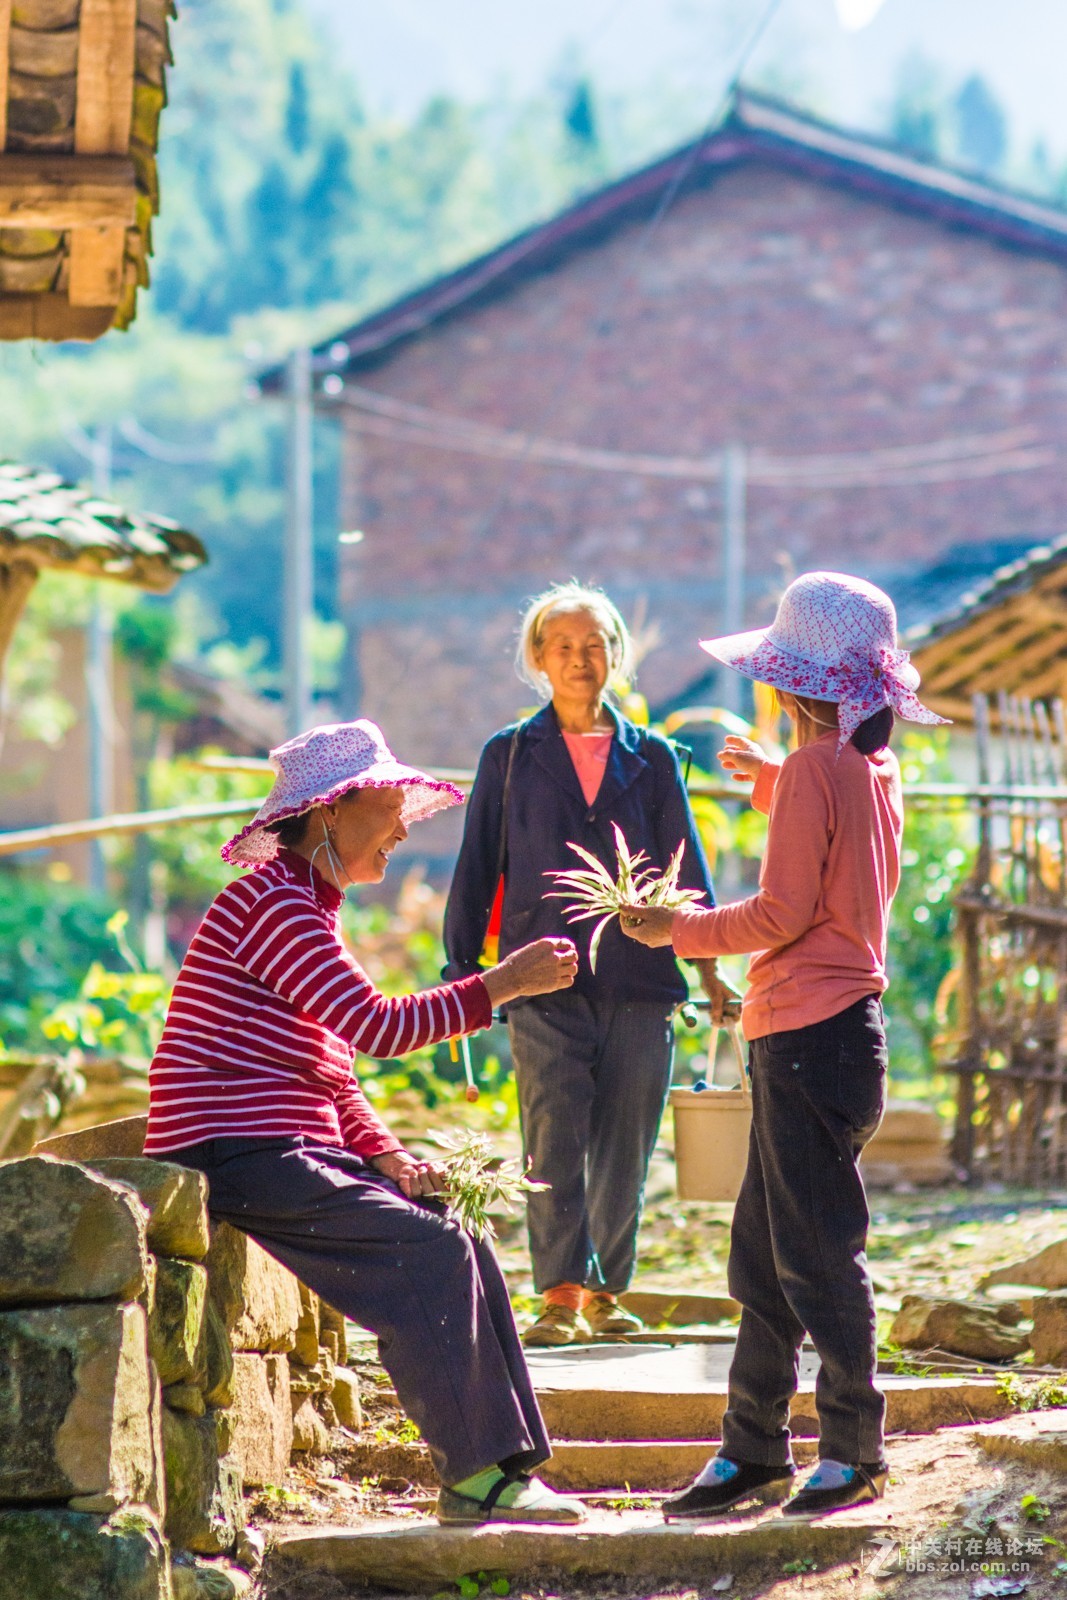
[516,581,635,699]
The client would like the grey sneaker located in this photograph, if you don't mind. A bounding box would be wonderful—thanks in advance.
[436,1475,587,1525]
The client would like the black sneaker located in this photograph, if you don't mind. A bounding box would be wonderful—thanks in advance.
[782,1461,887,1518]
[663,1460,796,1520]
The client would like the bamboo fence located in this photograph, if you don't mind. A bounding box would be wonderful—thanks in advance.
[947,692,1067,1184]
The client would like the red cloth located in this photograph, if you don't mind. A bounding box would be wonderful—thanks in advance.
[672,735,903,1039]
[144,849,491,1156]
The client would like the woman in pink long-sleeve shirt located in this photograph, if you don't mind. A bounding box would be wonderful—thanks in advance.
[621,572,947,1523]
[672,728,903,1041]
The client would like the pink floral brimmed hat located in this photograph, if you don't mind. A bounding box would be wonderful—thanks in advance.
[699,571,948,750]
[222,719,464,867]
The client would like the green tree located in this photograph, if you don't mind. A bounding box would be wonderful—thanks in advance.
[953,75,1007,175]
[888,53,945,162]
[884,732,973,1080]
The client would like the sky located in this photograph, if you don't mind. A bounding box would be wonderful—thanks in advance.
[304,0,1067,173]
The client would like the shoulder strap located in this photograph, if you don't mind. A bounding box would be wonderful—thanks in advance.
[495,719,527,883]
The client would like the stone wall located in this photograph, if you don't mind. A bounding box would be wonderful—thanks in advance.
[0,1149,362,1600]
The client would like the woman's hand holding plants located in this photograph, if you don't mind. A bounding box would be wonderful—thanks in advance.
[482,937,579,1006]
[617,903,677,947]
[719,735,766,784]
[370,1150,447,1198]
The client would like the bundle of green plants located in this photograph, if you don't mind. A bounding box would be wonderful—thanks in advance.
[547,824,703,970]
[432,1130,547,1241]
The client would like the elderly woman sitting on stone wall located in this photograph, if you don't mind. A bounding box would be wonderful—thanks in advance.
[143,720,585,1527]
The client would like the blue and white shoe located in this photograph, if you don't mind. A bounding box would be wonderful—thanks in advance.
[662,1456,795,1520]
[782,1459,887,1518]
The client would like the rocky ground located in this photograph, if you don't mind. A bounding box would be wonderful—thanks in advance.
[243,1169,1067,1600]
[258,1414,1067,1600]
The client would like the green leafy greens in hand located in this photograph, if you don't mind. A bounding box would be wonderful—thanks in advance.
[546,824,704,971]
[432,1130,548,1241]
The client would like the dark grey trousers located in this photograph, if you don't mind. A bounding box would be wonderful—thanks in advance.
[721,997,888,1469]
[173,1136,550,1486]
[507,994,674,1293]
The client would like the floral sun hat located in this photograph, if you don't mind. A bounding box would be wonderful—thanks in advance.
[222,719,464,867]
[698,571,949,750]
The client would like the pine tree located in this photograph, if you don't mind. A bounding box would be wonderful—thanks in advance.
[953,75,1007,175]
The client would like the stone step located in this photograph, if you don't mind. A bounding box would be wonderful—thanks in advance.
[619,1289,740,1325]
[542,1438,818,1492]
[273,1506,887,1593]
[527,1344,1013,1441]
[973,1414,1067,1473]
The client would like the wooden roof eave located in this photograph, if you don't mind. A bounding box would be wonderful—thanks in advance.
[913,585,1067,721]
[0,0,173,340]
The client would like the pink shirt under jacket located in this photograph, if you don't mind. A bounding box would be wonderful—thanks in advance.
[672,734,903,1040]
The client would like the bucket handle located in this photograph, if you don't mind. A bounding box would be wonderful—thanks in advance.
[720,1020,749,1096]
[676,999,749,1095]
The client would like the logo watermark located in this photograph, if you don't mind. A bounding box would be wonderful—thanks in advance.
[862,1531,1042,1581]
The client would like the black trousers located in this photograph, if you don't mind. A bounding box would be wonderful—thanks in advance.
[174,1136,550,1486]
[721,997,888,1469]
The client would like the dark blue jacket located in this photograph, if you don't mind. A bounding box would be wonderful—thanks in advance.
[442,703,715,1007]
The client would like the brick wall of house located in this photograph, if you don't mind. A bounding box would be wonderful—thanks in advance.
[339,158,1067,773]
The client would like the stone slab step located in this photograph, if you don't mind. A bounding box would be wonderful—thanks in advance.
[273,1507,887,1592]
[527,1344,1013,1441]
[542,1438,818,1492]
[609,1328,738,1346]
[973,1415,1067,1473]
[619,1289,740,1325]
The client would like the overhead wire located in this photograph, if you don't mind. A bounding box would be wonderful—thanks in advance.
[328,384,1054,490]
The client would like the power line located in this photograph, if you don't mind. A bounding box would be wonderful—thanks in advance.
[117,415,215,465]
[329,387,1054,490]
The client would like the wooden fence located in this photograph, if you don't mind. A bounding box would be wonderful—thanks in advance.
[949,692,1067,1184]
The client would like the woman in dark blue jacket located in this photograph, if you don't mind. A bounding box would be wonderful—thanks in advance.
[444,582,732,1346]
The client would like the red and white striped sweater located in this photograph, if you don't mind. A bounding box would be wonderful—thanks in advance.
[144,848,491,1157]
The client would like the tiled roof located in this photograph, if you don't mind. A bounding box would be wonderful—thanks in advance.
[258,89,1067,392]
[907,537,1067,720]
[904,538,1067,648]
[0,0,175,340]
[0,461,206,590]
[890,540,1048,636]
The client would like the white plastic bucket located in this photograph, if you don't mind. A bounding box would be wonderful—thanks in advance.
[670,1024,752,1203]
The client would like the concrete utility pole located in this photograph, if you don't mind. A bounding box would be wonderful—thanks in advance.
[719,442,747,716]
[87,424,115,894]
[284,346,314,738]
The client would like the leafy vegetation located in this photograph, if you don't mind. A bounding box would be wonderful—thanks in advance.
[432,1130,548,1242]
[996,1373,1067,1414]
[886,732,975,1081]
[0,871,123,1051]
[1019,1492,1051,1524]
[548,823,703,972]
[39,912,170,1059]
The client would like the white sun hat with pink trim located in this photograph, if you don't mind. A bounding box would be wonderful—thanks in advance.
[698,571,949,749]
[222,719,464,867]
